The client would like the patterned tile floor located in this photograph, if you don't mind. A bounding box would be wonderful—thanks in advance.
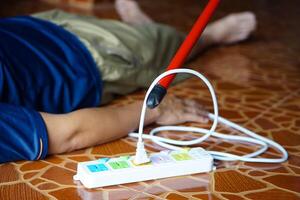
[0,0,299,199]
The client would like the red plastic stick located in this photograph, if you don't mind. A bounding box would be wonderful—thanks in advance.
[159,0,220,88]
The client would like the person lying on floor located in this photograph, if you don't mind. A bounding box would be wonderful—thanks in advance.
[0,0,256,163]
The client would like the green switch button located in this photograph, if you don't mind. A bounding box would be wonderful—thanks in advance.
[172,153,192,161]
[109,160,130,169]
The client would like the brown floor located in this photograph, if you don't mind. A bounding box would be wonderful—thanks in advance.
[0,0,300,199]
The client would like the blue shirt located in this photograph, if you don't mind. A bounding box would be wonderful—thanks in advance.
[0,16,102,163]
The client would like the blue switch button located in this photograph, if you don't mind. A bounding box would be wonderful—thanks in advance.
[87,164,109,172]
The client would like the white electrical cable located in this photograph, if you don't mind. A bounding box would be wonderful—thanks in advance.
[129,68,288,163]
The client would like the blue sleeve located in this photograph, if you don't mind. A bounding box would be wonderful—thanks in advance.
[0,103,48,163]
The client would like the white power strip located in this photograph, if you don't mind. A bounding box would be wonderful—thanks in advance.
[74,147,213,188]
[74,68,288,189]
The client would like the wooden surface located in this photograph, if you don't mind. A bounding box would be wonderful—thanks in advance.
[0,0,299,199]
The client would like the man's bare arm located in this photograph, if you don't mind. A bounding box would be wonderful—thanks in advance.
[41,96,208,155]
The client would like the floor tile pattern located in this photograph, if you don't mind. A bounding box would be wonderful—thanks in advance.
[0,0,299,199]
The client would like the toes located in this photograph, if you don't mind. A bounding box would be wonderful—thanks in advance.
[115,0,152,25]
[235,12,257,30]
[115,0,130,16]
[232,11,256,23]
[227,12,256,28]
[221,12,257,44]
[115,0,128,10]
[115,0,138,14]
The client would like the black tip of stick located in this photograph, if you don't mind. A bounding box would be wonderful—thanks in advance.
[146,85,167,109]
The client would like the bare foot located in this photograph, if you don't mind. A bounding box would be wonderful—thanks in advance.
[206,12,257,44]
[115,0,153,25]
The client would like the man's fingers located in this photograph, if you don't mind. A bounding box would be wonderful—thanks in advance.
[157,96,209,125]
[183,106,197,115]
[183,99,208,116]
[183,99,197,107]
[182,113,209,123]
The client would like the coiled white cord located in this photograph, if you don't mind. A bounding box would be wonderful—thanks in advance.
[129,68,288,163]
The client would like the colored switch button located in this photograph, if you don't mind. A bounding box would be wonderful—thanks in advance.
[109,160,130,169]
[171,153,192,161]
[150,153,174,165]
[87,164,109,173]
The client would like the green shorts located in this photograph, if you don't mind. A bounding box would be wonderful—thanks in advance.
[34,10,188,104]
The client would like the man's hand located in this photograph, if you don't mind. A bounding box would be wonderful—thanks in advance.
[154,95,208,125]
[42,94,208,155]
